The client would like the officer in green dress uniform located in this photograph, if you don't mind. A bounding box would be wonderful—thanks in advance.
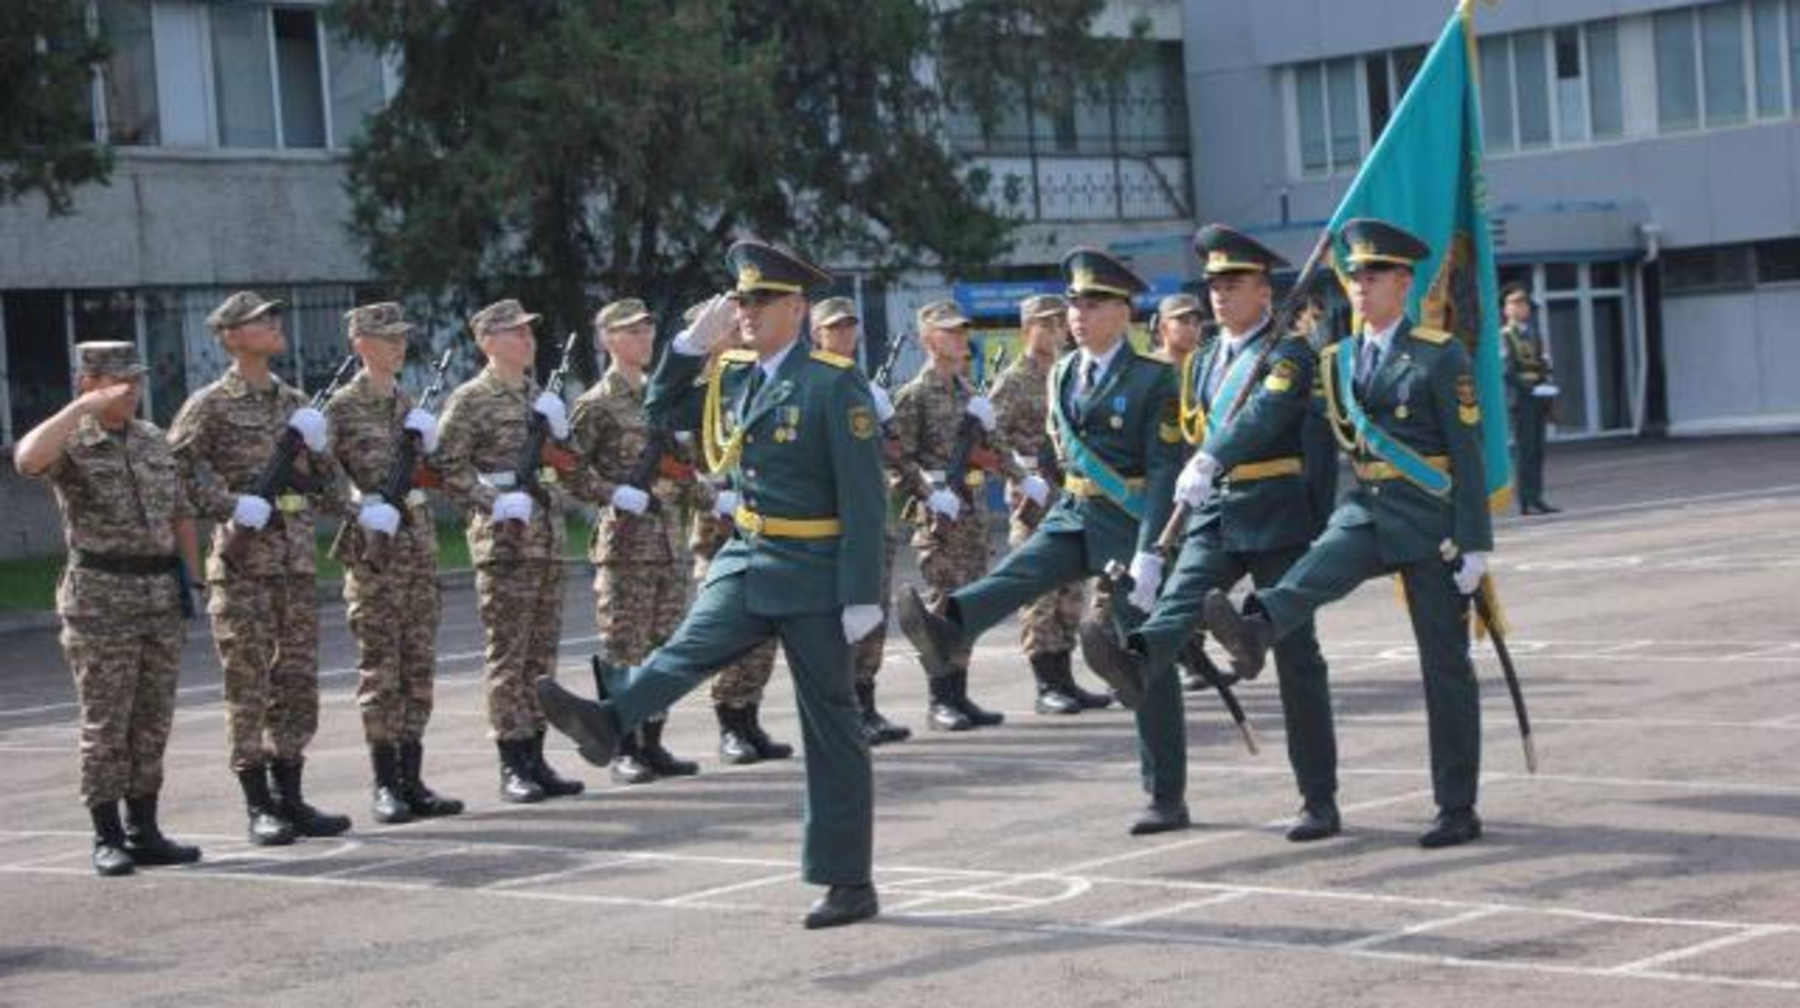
[897,247,1188,835]
[1205,218,1494,849]
[1501,283,1559,514]
[537,239,888,929]
[1083,224,1342,842]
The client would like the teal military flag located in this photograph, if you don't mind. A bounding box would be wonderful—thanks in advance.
[1327,1,1513,509]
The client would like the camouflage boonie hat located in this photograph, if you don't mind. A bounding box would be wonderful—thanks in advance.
[207,290,284,333]
[810,297,858,330]
[1019,294,1068,323]
[344,301,413,340]
[595,298,652,331]
[468,298,542,338]
[1157,293,1204,319]
[916,300,971,332]
[76,341,146,377]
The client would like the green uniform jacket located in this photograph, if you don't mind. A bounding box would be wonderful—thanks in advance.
[1041,346,1183,564]
[1187,323,1321,554]
[1320,322,1494,564]
[647,343,886,616]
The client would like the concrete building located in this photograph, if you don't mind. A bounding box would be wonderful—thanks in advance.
[1184,0,1800,438]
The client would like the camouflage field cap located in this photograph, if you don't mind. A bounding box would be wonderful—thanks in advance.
[76,341,147,378]
[810,297,858,330]
[344,301,413,340]
[469,298,542,338]
[1157,293,1204,319]
[916,300,971,332]
[595,298,652,331]
[206,290,285,333]
[1019,294,1068,323]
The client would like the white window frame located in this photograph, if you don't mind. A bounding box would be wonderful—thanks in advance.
[1288,57,1368,179]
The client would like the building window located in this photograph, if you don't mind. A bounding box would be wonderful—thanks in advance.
[1656,9,1702,131]
[1755,238,1800,283]
[1663,244,1756,294]
[273,7,327,149]
[1290,56,1364,175]
[1553,27,1588,144]
[1294,62,1328,173]
[211,3,278,148]
[1480,36,1515,152]
[1753,0,1787,118]
[1701,2,1749,125]
[1586,21,1624,139]
[327,25,386,148]
[97,0,159,145]
[1513,31,1552,147]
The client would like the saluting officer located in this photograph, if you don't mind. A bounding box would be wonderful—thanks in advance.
[1205,219,1494,849]
[538,240,888,929]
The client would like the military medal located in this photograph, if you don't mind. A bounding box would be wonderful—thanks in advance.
[1396,405,1411,420]
[1110,395,1126,429]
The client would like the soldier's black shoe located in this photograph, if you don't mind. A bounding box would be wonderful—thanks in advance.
[1530,501,1561,515]
[123,794,202,866]
[1202,591,1271,681]
[716,706,763,765]
[741,704,795,760]
[1066,677,1115,710]
[496,740,545,804]
[1129,800,1192,836]
[1419,808,1483,849]
[89,802,135,877]
[926,674,973,731]
[609,751,657,785]
[235,767,297,846]
[803,883,880,930]
[948,673,1004,728]
[1030,652,1083,715]
[269,759,352,837]
[397,741,463,817]
[368,745,413,824]
[536,677,619,768]
[640,719,699,777]
[1285,801,1343,843]
[529,731,586,798]
[1078,620,1149,711]
[855,683,912,746]
[897,586,961,679]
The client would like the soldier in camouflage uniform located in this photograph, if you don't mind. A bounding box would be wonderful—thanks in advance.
[168,291,352,846]
[810,297,910,745]
[891,301,1017,731]
[569,297,702,784]
[17,342,204,875]
[434,299,585,803]
[325,303,464,824]
[988,294,1114,716]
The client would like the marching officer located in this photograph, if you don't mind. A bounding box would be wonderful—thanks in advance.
[537,240,888,929]
[1501,283,1559,514]
[1084,225,1341,842]
[168,292,351,845]
[1204,219,1493,849]
[897,248,1186,834]
[433,299,586,803]
[325,303,463,823]
[16,342,204,875]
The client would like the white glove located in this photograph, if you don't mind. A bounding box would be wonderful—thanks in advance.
[403,407,439,454]
[357,501,401,536]
[1126,551,1164,612]
[964,395,996,432]
[1175,452,1220,508]
[532,392,569,440]
[1532,383,1559,398]
[231,494,272,531]
[1453,551,1488,595]
[870,386,895,424]
[287,407,328,453]
[492,490,535,524]
[714,489,741,518]
[610,484,650,515]
[1020,474,1051,507]
[926,488,962,520]
[842,604,884,644]
[672,294,734,356]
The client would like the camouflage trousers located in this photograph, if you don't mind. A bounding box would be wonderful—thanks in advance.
[344,560,440,746]
[61,615,183,805]
[911,508,989,673]
[476,560,563,742]
[595,560,685,724]
[210,575,320,773]
[1010,517,1084,657]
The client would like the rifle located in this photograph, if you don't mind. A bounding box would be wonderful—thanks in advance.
[873,330,910,390]
[504,332,581,524]
[926,346,1008,536]
[1010,435,1066,530]
[220,353,359,568]
[361,348,455,567]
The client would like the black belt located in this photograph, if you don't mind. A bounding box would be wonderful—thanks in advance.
[69,550,181,576]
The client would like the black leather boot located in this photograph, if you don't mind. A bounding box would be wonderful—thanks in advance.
[716,705,762,765]
[269,758,352,837]
[741,704,794,760]
[1031,652,1083,715]
[529,730,586,797]
[855,682,911,746]
[949,670,1004,728]
[609,730,658,785]
[236,766,296,846]
[927,674,972,732]
[640,718,699,777]
[803,883,880,929]
[497,739,545,804]
[89,801,135,877]
[397,741,463,817]
[369,744,413,824]
[123,794,202,866]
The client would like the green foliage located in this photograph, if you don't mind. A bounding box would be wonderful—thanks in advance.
[0,0,113,215]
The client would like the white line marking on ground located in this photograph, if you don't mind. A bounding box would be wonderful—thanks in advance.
[1097,891,1250,929]
[659,872,796,906]
[1608,925,1792,975]
[1332,907,1506,952]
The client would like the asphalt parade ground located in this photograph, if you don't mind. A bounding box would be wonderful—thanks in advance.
[2,434,1798,1008]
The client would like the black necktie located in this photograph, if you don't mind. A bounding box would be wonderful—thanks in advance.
[1356,339,1382,399]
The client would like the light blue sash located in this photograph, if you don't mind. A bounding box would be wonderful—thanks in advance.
[1333,335,1453,498]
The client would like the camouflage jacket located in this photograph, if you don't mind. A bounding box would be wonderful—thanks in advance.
[167,365,347,580]
[988,352,1059,488]
[35,416,191,619]
[434,364,569,565]
[568,368,711,565]
[890,365,1021,509]
[324,371,436,566]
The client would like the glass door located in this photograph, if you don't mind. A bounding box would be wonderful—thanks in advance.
[1498,261,1641,438]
